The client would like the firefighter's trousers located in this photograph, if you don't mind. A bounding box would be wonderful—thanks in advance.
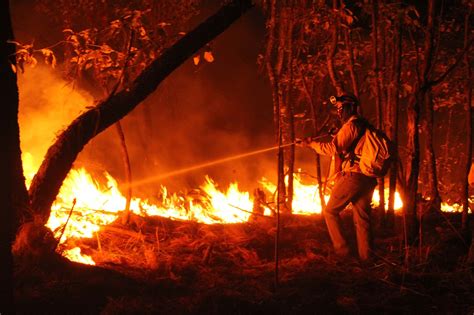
[323,172,377,261]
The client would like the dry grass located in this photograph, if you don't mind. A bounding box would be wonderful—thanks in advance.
[13,211,474,314]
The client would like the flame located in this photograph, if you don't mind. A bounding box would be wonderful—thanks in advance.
[259,174,329,215]
[29,158,474,268]
[23,149,471,267]
[440,199,473,213]
[260,174,403,214]
[22,151,406,265]
[371,189,404,211]
[441,202,462,213]
[198,176,254,223]
[38,166,260,264]
[63,247,95,265]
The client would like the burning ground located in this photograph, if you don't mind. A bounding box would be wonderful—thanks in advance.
[14,208,474,314]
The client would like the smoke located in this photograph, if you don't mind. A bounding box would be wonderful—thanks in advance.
[18,65,94,183]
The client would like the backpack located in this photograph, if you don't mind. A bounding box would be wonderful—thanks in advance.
[349,119,395,177]
[356,122,394,178]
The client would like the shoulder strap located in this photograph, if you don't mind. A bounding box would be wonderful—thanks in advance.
[348,118,367,152]
[345,118,367,164]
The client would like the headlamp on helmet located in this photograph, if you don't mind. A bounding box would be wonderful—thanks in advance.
[329,94,358,107]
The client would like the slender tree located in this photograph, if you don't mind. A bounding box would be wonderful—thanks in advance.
[404,0,470,241]
[326,0,344,95]
[386,6,403,228]
[265,0,287,212]
[404,0,437,241]
[420,0,442,212]
[370,0,386,224]
[462,4,472,233]
[282,6,296,213]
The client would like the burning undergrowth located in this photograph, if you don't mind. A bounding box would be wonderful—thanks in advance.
[14,208,474,314]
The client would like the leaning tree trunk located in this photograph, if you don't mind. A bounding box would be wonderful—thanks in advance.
[0,0,30,311]
[28,0,255,222]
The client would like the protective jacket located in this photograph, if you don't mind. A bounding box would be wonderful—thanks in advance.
[310,115,365,174]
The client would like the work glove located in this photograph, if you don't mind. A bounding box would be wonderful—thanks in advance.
[295,137,313,147]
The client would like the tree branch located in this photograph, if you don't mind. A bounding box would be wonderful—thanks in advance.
[29,0,254,221]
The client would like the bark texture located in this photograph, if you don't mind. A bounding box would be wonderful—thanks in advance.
[0,0,29,312]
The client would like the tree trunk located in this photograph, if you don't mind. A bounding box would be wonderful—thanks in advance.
[28,0,255,222]
[371,0,385,223]
[265,0,287,212]
[405,93,421,242]
[0,0,30,311]
[422,90,441,211]
[421,0,441,211]
[405,0,437,242]
[462,6,472,233]
[343,27,359,99]
[282,6,295,213]
[326,0,343,95]
[103,85,133,225]
[115,121,132,224]
[301,72,326,209]
[387,11,402,228]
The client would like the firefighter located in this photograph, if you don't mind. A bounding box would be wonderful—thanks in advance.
[298,94,376,261]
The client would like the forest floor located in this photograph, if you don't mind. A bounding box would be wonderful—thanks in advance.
[14,210,474,314]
